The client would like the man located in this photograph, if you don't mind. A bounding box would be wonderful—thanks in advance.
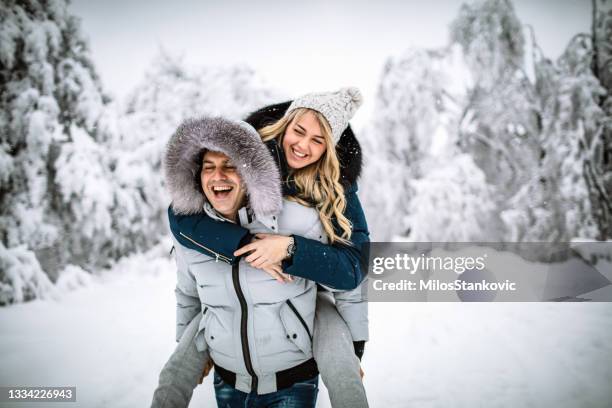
[156,116,322,407]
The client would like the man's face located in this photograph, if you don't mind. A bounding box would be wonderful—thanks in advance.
[200,151,246,220]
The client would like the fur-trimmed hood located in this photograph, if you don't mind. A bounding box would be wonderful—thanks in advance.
[164,117,283,218]
[245,101,363,188]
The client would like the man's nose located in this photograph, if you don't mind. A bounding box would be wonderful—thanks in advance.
[211,167,228,180]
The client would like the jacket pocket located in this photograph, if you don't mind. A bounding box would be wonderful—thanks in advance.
[279,300,313,356]
[201,308,234,358]
[194,306,212,352]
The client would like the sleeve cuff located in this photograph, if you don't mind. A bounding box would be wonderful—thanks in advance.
[353,340,366,360]
[239,232,254,248]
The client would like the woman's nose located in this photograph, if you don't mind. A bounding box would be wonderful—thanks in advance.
[296,137,309,150]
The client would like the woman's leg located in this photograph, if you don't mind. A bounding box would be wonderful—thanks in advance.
[151,313,210,408]
[313,291,369,408]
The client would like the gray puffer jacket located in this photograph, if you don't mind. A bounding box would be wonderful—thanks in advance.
[174,200,322,394]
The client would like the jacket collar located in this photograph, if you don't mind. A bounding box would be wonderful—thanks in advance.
[203,202,279,231]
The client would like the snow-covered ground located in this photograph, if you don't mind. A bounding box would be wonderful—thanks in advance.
[1,242,612,408]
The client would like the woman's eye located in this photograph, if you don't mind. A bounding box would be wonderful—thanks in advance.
[294,128,304,135]
[313,139,323,145]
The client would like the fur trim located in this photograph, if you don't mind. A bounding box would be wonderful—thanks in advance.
[164,117,283,218]
[244,101,363,187]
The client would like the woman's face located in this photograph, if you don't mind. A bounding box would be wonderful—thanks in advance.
[282,110,327,170]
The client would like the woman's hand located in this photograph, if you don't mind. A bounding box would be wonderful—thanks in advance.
[198,359,214,384]
[261,262,293,283]
[234,234,293,269]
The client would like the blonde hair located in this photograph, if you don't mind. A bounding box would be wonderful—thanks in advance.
[259,108,352,245]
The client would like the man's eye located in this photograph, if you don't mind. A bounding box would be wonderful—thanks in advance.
[203,166,214,172]
[224,166,236,171]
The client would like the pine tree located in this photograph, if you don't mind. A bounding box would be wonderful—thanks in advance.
[0,1,157,303]
[0,0,94,302]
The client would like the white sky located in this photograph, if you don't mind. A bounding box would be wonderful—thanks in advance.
[70,0,591,129]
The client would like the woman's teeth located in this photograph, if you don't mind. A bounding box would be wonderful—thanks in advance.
[292,148,307,158]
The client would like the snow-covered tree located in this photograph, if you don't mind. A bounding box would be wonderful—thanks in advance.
[448,0,611,243]
[403,153,501,242]
[116,52,282,187]
[362,0,611,245]
[0,0,139,304]
[0,0,280,305]
[499,31,610,243]
[450,0,525,88]
[0,242,56,304]
[590,0,612,239]
[535,34,607,240]
[360,45,481,240]
[450,0,542,201]
[0,0,104,303]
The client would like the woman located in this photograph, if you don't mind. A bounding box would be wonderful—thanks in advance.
[154,88,370,408]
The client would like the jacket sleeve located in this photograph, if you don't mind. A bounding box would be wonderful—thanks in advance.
[332,278,369,343]
[283,185,370,290]
[173,239,202,342]
[168,184,370,290]
[168,206,251,265]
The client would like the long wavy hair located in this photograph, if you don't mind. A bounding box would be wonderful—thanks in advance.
[258,108,352,245]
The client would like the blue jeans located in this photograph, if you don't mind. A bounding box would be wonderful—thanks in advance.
[213,372,318,408]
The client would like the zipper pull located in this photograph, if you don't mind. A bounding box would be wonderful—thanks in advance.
[215,254,219,262]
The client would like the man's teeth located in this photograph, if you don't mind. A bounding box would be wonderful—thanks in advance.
[293,149,306,158]
[212,186,232,192]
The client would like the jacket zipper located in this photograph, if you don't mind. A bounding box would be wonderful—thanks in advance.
[286,299,313,341]
[179,232,233,264]
[272,141,290,190]
[232,262,259,392]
